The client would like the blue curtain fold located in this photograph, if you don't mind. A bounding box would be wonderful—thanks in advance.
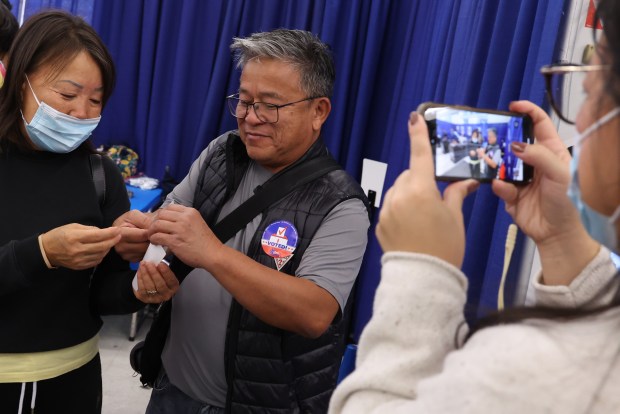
[20,0,93,22]
[91,0,566,340]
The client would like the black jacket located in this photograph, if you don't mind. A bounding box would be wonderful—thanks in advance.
[0,145,142,353]
[192,132,368,413]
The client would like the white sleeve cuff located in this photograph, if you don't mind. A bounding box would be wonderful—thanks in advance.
[531,246,619,308]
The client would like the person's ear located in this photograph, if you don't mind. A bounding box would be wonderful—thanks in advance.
[311,97,331,131]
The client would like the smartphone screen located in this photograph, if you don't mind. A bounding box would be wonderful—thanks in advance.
[421,104,534,184]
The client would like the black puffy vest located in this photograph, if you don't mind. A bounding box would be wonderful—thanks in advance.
[192,131,368,413]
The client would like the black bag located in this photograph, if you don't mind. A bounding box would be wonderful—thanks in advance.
[129,301,171,381]
[130,155,340,387]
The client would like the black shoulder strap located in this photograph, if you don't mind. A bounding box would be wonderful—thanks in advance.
[170,155,341,282]
[213,155,340,242]
[89,153,106,207]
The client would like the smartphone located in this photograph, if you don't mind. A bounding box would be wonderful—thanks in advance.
[418,102,534,184]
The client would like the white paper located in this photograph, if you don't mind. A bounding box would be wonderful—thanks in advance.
[360,158,388,208]
[132,243,168,291]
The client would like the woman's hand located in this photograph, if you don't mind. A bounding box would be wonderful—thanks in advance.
[492,100,599,285]
[376,111,479,268]
[41,223,121,269]
[492,101,579,243]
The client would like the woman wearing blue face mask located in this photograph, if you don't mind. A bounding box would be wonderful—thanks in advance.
[330,0,620,413]
[0,11,179,414]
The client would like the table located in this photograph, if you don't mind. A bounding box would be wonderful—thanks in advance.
[127,185,163,212]
[126,185,162,340]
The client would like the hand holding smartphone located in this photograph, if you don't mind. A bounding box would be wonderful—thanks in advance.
[417,102,534,184]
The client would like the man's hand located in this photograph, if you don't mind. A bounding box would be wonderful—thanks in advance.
[133,260,180,303]
[148,204,222,269]
[113,210,154,262]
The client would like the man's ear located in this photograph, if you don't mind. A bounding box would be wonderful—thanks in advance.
[311,97,331,131]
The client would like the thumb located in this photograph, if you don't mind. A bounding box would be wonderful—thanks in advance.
[443,179,479,217]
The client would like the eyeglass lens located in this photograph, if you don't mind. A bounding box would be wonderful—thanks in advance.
[228,97,278,123]
[550,70,587,124]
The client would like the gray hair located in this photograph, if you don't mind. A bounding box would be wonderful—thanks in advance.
[230,28,335,98]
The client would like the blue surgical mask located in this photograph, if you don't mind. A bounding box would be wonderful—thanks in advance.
[567,107,620,254]
[22,76,101,153]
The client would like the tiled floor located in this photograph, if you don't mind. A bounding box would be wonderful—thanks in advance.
[100,313,153,414]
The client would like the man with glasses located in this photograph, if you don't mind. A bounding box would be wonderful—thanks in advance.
[139,29,370,414]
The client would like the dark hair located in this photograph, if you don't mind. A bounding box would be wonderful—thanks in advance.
[596,0,620,108]
[230,28,335,98]
[0,10,116,153]
[465,271,620,344]
[0,1,17,58]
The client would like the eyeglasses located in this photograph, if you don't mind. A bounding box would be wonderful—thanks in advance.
[540,63,609,124]
[226,94,320,124]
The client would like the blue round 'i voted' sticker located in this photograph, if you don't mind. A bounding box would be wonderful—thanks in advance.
[261,220,298,258]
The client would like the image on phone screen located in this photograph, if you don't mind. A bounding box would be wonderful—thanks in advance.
[423,105,534,183]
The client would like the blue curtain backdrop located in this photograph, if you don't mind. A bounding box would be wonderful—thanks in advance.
[17,0,93,23]
[89,0,567,340]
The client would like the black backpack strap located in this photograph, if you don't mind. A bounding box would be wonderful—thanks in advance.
[170,155,341,282]
[213,155,340,242]
[89,153,106,207]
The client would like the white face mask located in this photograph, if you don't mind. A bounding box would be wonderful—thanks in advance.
[22,75,101,153]
[567,107,620,254]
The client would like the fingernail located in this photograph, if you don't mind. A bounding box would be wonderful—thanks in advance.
[511,142,527,153]
[409,112,419,125]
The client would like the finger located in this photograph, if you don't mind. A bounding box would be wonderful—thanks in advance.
[154,204,187,222]
[510,140,569,184]
[141,261,168,293]
[115,241,149,262]
[118,226,149,243]
[381,185,395,209]
[137,263,161,299]
[149,208,201,237]
[509,100,567,155]
[118,241,150,252]
[74,226,122,243]
[156,261,180,291]
[83,234,122,254]
[162,203,186,212]
[113,209,154,229]
[443,179,480,217]
[144,261,179,302]
[492,180,519,205]
[388,170,413,196]
[407,111,436,188]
